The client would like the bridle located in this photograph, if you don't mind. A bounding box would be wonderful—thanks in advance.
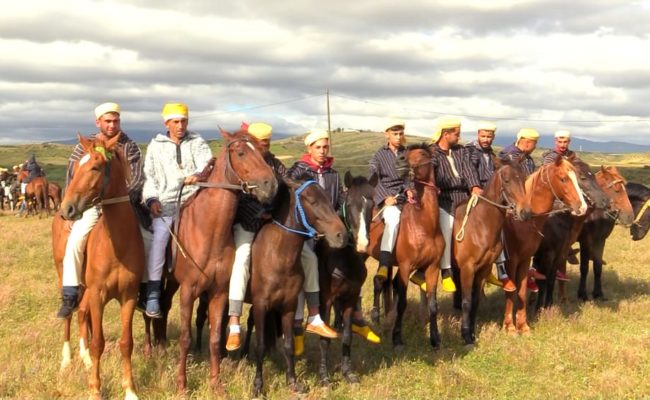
[273,180,323,238]
[194,137,260,194]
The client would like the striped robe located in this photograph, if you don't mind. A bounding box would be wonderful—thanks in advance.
[465,140,496,189]
[499,144,536,176]
[429,143,480,213]
[369,144,408,206]
[541,149,578,165]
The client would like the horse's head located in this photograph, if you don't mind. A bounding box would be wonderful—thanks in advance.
[17,170,28,183]
[545,157,588,216]
[60,133,122,221]
[626,182,650,241]
[220,129,278,204]
[286,177,348,249]
[570,157,609,210]
[342,171,377,253]
[597,166,634,226]
[406,144,433,183]
[493,157,531,221]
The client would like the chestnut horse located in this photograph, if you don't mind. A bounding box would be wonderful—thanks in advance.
[247,178,347,397]
[454,157,531,345]
[502,156,587,333]
[172,129,277,394]
[48,181,62,211]
[316,171,377,384]
[574,166,634,301]
[532,158,609,310]
[627,182,650,241]
[18,169,50,217]
[368,144,445,349]
[52,133,143,400]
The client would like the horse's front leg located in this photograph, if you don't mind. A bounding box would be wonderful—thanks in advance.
[252,305,266,398]
[515,264,531,334]
[340,303,359,383]
[87,291,105,400]
[118,295,138,400]
[319,299,333,386]
[61,316,72,370]
[207,292,226,394]
[142,315,152,358]
[503,260,518,334]
[78,292,92,369]
[578,244,590,301]
[282,310,307,394]
[392,267,409,349]
[195,292,209,352]
[459,264,475,346]
[424,263,441,349]
[175,286,194,394]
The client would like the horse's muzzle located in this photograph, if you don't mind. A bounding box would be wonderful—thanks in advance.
[61,202,84,221]
[252,178,278,204]
[327,230,348,249]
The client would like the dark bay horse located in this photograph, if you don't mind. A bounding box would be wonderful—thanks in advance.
[502,156,587,333]
[316,171,377,384]
[627,182,650,241]
[532,158,609,310]
[574,166,634,301]
[453,157,531,345]
[248,178,347,397]
[368,144,445,349]
[172,129,277,394]
[52,133,143,400]
[18,169,50,217]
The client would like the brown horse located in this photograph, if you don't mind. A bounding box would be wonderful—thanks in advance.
[368,144,445,349]
[627,182,650,241]
[247,178,347,397]
[172,129,277,394]
[48,181,62,211]
[52,133,143,400]
[532,158,610,310]
[454,157,531,345]
[18,169,50,217]
[502,156,587,333]
[316,171,377,384]
[573,166,634,301]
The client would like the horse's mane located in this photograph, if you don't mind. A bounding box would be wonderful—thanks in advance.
[407,143,431,152]
[346,175,374,199]
[626,182,650,200]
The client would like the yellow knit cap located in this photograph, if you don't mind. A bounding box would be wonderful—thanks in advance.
[248,122,273,140]
[94,102,120,119]
[432,116,461,143]
[516,128,540,144]
[162,103,189,121]
[304,128,329,146]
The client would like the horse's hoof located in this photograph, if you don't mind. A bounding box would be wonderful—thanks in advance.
[124,388,139,400]
[518,326,531,335]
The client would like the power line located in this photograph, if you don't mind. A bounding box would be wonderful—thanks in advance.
[191,93,325,120]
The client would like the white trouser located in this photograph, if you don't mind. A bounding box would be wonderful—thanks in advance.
[439,207,454,270]
[229,223,256,302]
[380,205,401,252]
[148,216,173,282]
[140,226,153,283]
[62,207,100,286]
[20,182,27,195]
[295,240,320,321]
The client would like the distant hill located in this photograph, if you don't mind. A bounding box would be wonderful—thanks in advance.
[44,130,295,145]
[491,135,650,153]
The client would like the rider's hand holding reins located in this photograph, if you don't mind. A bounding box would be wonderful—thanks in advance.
[150,200,162,217]
[384,195,398,206]
[183,174,199,185]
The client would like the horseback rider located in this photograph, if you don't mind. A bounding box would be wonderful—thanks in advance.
[57,102,145,319]
[370,118,414,286]
[428,116,481,293]
[287,129,347,355]
[142,103,213,318]
[225,122,289,351]
[465,121,516,292]
[24,154,45,182]
[499,127,544,292]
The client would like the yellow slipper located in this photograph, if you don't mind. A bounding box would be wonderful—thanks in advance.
[486,272,503,287]
[441,276,457,293]
[351,323,381,344]
[409,271,427,291]
[294,333,304,357]
[375,265,388,283]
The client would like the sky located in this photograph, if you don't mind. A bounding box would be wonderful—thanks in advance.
[1,0,650,144]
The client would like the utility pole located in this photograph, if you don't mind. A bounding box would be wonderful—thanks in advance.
[326,88,332,155]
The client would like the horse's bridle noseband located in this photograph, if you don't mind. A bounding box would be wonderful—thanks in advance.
[273,180,323,238]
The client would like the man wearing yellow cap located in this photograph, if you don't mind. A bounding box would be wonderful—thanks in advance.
[57,102,145,318]
[427,116,481,293]
[369,118,413,287]
[499,128,539,176]
[142,103,212,318]
[464,122,516,292]
[542,129,576,165]
[225,122,288,351]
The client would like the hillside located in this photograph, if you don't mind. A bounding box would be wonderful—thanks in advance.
[3,131,650,186]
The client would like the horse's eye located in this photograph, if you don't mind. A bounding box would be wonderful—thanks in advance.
[561,177,567,183]
[91,166,102,172]
[237,151,245,157]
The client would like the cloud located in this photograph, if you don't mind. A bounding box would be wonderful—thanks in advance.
[0,0,648,146]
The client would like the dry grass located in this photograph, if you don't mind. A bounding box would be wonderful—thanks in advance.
[1,210,649,399]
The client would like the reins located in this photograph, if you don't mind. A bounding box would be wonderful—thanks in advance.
[272,180,323,238]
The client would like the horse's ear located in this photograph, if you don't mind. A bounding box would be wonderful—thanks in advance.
[568,153,577,163]
[369,172,379,188]
[555,155,564,166]
[78,132,92,152]
[601,165,608,173]
[344,171,353,189]
[219,126,234,140]
[493,155,503,169]
[282,176,300,189]
[104,131,122,152]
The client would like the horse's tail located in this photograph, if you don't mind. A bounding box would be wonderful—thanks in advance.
[263,310,282,350]
[42,181,50,215]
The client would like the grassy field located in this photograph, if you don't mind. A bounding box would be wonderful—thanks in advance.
[1,134,650,399]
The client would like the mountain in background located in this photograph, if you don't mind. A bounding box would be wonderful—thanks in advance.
[491,135,650,153]
[44,130,295,145]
